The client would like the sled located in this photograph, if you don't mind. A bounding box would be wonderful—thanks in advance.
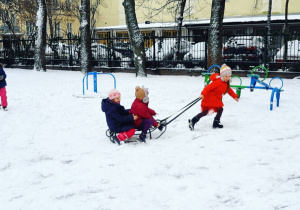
[105,98,201,143]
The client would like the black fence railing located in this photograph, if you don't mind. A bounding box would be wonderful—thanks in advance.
[0,33,299,72]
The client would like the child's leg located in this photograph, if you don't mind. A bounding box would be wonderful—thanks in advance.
[137,119,154,141]
[117,128,135,141]
[138,119,154,134]
[214,108,223,121]
[0,87,8,107]
[192,110,209,124]
[189,110,208,131]
[213,108,224,128]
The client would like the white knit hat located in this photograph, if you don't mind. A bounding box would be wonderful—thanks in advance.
[220,64,232,77]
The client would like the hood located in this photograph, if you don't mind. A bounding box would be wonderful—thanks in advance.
[101,98,110,112]
[209,73,221,82]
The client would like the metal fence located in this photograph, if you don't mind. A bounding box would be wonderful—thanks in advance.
[0,33,299,71]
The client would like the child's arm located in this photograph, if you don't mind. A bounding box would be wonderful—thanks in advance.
[0,69,6,80]
[115,112,134,123]
[134,109,153,119]
[148,108,156,116]
[228,88,239,101]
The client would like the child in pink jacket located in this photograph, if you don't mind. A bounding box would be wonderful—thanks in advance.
[0,63,8,111]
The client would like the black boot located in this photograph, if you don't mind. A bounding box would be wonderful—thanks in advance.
[188,116,199,131]
[213,119,223,128]
[139,133,146,142]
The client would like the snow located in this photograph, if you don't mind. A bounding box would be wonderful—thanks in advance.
[1,68,300,210]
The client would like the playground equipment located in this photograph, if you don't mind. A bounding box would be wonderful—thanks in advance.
[82,72,116,95]
[203,65,284,111]
[202,64,221,86]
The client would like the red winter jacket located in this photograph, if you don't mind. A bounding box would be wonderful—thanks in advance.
[129,98,158,127]
[201,73,238,109]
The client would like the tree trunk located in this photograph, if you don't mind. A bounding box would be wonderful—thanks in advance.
[48,15,54,39]
[283,0,289,63]
[174,0,187,62]
[123,0,147,77]
[207,0,225,71]
[266,0,272,63]
[34,0,47,72]
[80,0,92,74]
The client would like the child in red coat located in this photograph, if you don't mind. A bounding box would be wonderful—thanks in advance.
[129,86,162,142]
[189,64,239,130]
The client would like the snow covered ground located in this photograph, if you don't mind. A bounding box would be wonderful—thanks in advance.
[1,68,300,210]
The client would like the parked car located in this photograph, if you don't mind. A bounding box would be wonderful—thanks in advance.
[274,40,300,62]
[112,42,133,58]
[145,38,191,66]
[91,43,123,66]
[273,40,300,70]
[46,43,79,59]
[223,36,264,68]
[183,42,206,67]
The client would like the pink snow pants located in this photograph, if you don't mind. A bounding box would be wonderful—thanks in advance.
[0,87,8,107]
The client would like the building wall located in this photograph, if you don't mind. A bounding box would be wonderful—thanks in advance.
[105,0,300,25]
[2,0,300,39]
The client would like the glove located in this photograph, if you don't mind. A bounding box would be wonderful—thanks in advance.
[158,124,165,131]
[0,75,3,80]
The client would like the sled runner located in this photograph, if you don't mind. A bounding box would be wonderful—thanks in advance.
[106,124,160,144]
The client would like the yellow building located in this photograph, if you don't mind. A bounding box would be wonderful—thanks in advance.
[1,0,300,39]
[92,0,300,45]
[95,0,300,28]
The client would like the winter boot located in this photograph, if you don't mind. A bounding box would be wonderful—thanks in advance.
[213,119,223,128]
[3,106,7,111]
[188,116,199,131]
[139,133,146,142]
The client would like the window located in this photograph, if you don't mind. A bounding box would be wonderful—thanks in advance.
[116,31,129,38]
[55,22,61,38]
[162,30,177,37]
[26,21,34,35]
[67,23,73,35]
[66,0,71,10]
[223,28,246,36]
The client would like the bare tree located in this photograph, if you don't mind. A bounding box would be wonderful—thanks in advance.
[64,0,105,38]
[207,0,225,69]
[174,0,187,61]
[90,0,101,38]
[34,0,47,72]
[123,0,147,77]
[80,0,92,74]
[266,0,272,63]
[283,0,289,63]
[0,0,21,39]
[136,0,207,62]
